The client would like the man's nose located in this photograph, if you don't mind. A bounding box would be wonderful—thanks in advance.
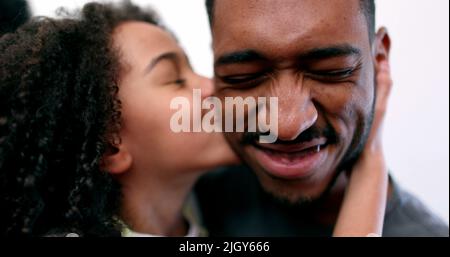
[274,74,318,141]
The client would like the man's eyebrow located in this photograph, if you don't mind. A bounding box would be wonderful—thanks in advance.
[145,52,179,74]
[214,50,268,67]
[214,45,361,68]
[299,44,362,60]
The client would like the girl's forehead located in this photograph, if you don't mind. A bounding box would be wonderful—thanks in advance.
[113,21,182,59]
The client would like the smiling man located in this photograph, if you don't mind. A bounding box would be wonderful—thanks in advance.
[195,0,449,236]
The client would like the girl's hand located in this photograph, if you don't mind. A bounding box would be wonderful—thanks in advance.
[333,59,392,237]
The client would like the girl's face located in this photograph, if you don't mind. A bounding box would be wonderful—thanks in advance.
[111,21,236,175]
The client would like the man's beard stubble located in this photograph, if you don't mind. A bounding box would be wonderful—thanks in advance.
[234,90,376,207]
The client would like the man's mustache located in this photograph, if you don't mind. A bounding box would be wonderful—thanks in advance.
[241,124,339,146]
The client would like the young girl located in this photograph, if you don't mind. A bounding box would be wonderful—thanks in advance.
[0,1,390,237]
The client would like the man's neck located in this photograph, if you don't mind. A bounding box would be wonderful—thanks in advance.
[307,172,348,225]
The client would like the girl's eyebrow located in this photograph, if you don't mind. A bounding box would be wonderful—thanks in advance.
[144,52,179,74]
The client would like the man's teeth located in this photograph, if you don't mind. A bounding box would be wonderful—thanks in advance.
[265,144,323,155]
[315,145,321,153]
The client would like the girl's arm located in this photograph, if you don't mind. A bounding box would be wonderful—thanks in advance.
[333,60,392,237]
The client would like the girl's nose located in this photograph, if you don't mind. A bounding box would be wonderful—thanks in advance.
[192,73,214,99]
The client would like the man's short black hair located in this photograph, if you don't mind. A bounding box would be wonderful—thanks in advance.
[205,0,376,40]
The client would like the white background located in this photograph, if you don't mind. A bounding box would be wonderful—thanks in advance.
[29,0,449,224]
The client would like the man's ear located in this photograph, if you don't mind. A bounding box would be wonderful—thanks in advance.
[372,27,393,112]
[370,27,393,146]
[101,143,133,175]
[374,27,391,67]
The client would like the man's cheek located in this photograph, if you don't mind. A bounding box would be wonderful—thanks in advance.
[346,84,375,129]
[316,89,361,147]
[224,132,245,153]
[354,69,376,114]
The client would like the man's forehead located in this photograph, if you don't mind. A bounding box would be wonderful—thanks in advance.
[213,0,362,21]
[212,0,367,58]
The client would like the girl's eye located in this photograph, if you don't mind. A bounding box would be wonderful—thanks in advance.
[173,78,186,86]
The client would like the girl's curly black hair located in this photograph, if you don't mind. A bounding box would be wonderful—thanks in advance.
[0,1,161,236]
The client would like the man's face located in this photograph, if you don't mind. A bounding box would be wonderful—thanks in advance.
[212,0,376,203]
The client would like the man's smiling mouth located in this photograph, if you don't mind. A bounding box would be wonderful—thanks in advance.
[251,138,329,179]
